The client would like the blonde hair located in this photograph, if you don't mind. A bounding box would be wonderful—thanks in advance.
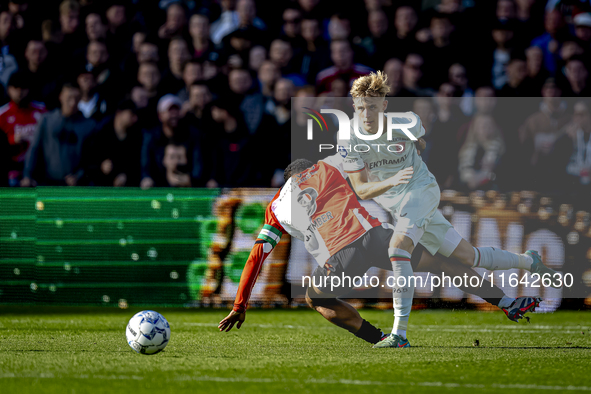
[350,71,390,98]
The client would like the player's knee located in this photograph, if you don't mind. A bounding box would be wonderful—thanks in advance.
[390,234,415,253]
[305,287,337,310]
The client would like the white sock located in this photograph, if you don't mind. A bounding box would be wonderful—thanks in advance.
[393,316,408,339]
[473,247,533,271]
[497,295,515,309]
[389,248,414,340]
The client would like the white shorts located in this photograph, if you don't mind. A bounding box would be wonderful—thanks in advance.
[372,183,455,256]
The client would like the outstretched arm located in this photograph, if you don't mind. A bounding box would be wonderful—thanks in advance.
[219,216,285,331]
[347,166,414,200]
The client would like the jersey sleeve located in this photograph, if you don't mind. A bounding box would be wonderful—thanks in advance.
[233,202,286,313]
[391,111,425,139]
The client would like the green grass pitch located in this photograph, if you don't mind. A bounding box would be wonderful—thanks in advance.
[1,307,590,394]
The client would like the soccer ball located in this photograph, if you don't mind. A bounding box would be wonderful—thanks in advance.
[126,310,171,355]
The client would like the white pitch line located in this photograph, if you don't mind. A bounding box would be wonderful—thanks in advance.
[0,373,590,391]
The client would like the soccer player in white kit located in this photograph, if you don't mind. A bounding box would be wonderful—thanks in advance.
[339,71,558,348]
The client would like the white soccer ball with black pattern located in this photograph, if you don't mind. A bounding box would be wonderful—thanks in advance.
[126,310,171,355]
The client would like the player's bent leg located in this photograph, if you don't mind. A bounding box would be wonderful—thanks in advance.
[451,239,559,284]
[413,241,543,322]
[305,286,386,344]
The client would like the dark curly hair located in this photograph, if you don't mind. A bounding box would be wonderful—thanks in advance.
[284,159,314,182]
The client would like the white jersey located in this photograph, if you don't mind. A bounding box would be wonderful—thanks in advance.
[337,112,438,212]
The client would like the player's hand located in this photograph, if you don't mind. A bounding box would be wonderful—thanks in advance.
[415,138,426,155]
[389,167,413,187]
[218,310,246,332]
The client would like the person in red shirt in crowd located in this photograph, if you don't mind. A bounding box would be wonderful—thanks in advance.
[0,72,46,186]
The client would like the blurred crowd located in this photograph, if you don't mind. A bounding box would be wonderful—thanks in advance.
[0,0,590,194]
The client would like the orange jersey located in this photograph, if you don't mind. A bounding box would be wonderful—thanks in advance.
[233,154,382,312]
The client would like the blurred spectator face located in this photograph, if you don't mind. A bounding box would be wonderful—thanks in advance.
[115,108,138,130]
[229,35,252,53]
[394,6,417,37]
[166,4,186,32]
[403,54,423,86]
[474,86,496,114]
[329,78,348,97]
[59,86,81,117]
[449,63,468,89]
[384,58,403,90]
[274,78,295,104]
[439,0,462,14]
[575,25,591,42]
[132,31,146,53]
[203,60,218,80]
[86,13,106,41]
[158,104,180,128]
[131,86,149,108]
[436,82,456,108]
[544,10,563,35]
[301,18,320,42]
[541,80,561,99]
[189,84,211,110]
[330,40,353,70]
[77,72,96,95]
[492,28,513,46]
[249,45,266,71]
[365,0,383,11]
[106,5,126,29]
[560,41,583,61]
[368,11,388,38]
[183,62,202,87]
[328,15,351,40]
[515,0,534,12]
[138,63,161,92]
[566,60,588,86]
[413,98,434,125]
[25,40,48,70]
[258,60,279,86]
[496,0,516,21]
[221,0,237,11]
[7,85,29,106]
[229,69,252,95]
[0,11,14,41]
[87,41,109,67]
[573,101,590,126]
[283,8,302,37]
[60,9,79,34]
[299,0,319,12]
[431,16,452,42]
[270,39,292,68]
[138,42,159,63]
[507,59,527,86]
[168,38,190,67]
[163,144,187,172]
[237,0,256,26]
[189,14,209,40]
[525,46,543,76]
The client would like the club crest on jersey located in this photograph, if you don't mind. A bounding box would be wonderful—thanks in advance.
[338,145,348,158]
[297,187,318,216]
